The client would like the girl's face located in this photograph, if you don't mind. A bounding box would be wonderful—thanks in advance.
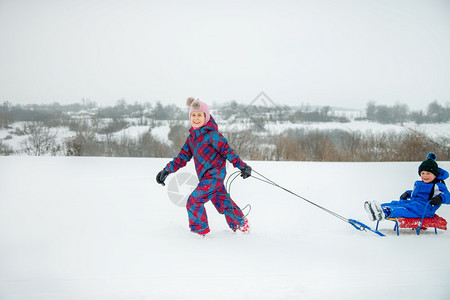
[190,111,206,129]
[420,171,436,183]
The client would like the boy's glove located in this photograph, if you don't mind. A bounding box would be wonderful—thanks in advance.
[156,169,169,186]
[241,164,252,179]
[430,195,443,206]
[400,192,409,200]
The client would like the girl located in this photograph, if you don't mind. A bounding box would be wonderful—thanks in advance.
[156,98,252,236]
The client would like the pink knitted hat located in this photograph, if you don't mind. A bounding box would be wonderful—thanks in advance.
[186,97,210,124]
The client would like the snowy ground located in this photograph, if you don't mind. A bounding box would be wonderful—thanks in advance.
[262,121,450,142]
[1,157,450,299]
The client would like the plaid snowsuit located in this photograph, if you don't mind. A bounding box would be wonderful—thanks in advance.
[165,116,246,233]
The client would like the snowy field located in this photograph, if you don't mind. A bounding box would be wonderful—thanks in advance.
[1,157,450,299]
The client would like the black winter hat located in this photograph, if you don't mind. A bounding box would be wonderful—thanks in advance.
[418,152,440,177]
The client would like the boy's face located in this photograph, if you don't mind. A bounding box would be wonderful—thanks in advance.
[190,111,206,129]
[420,171,436,183]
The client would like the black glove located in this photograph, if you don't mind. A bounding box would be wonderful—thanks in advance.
[241,164,252,179]
[430,195,443,206]
[156,169,169,186]
[400,192,409,200]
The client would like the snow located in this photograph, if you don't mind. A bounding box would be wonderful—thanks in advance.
[2,120,450,155]
[150,125,171,144]
[1,157,450,299]
[264,121,450,140]
[0,124,76,153]
[112,126,150,140]
[112,125,172,144]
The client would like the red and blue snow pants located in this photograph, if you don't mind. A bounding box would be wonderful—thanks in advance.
[187,178,245,233]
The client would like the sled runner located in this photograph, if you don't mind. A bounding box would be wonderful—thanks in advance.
[376,215,447,236]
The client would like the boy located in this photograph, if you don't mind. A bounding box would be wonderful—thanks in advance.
[365,153,449,221]
[156,98,252,235]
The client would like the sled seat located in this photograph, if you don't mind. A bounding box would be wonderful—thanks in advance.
[376,215,447,236]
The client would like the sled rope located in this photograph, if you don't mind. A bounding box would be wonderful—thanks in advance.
[251,170,349,223]
[229,169,384,236]
[225,171,252,220]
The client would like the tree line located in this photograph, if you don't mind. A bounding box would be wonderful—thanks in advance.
[1,99,449,161]
[364,100,450,124]
[2,99,449,129]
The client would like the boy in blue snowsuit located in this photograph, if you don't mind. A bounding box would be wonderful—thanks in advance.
[365,153,450,221]
[156,98,252,236]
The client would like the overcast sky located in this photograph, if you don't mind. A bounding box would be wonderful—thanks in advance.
[1,0,449,110]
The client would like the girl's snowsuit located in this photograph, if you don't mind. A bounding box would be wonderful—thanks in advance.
[381,168,450,218]
[165,116,246,233]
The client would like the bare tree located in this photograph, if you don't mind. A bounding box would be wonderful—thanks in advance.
[21,122,60,156]
[0,139,14,155]
[168,122,190,149]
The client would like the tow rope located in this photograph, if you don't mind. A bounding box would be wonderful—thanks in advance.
[226,169,385,236]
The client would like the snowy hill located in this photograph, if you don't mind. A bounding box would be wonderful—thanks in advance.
[1,157,450,299]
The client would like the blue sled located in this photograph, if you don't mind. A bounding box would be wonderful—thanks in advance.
[348,219,385,236]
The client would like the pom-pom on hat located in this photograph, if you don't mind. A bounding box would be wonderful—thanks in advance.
[418,152,440,177]
[186,97,210,124]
